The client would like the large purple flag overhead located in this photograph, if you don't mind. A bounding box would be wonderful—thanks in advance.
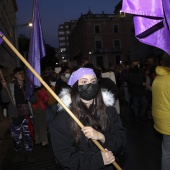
[0,31,4,44]
[26,0,46,99]
[121,0,170,55]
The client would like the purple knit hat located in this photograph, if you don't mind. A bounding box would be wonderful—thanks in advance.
[68,68,96,87]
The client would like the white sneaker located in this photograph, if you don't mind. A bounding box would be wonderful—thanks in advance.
[42,142,48,146]
[3,108,7,117]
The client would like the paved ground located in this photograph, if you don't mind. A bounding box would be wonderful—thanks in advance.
[119,100,162,170]
[0,118,11,169]
[0,100,162,170]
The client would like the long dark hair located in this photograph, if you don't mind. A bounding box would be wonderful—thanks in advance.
[70,81,108,144]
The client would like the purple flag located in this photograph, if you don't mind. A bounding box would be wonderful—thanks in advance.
[121,0,170,55]
[26,0,46,99]
[0,31,4,44]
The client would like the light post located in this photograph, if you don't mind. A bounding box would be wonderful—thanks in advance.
[16,21,33,28]
[89,51,92,63]
[14,21,32,66]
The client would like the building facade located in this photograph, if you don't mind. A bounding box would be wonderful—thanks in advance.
[68,9,133,69]
[0,0,19,77]
[114,1,154,62]
[58,20,77,66]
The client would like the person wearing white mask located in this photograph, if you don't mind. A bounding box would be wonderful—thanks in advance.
[55,66,71,95]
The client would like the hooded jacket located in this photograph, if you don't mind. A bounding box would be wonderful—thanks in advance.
[50,88,126,170]
[152,66,170,135]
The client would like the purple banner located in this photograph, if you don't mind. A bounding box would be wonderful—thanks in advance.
[0,31,4,44]
[26,0,46,100]
[121,0,170,54]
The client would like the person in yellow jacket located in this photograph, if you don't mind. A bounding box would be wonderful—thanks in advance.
[152,52,170,170]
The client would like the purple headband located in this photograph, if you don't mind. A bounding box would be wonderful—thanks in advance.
[68,68,96,87]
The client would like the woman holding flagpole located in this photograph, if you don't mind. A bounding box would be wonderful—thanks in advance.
[50,67,126,170]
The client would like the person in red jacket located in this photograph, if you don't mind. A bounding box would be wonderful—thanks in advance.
[32,86,49,146]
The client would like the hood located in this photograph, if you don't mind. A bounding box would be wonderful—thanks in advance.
[156,66,170,76]
[57,88,115,111]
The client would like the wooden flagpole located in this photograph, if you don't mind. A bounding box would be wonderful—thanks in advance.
[0,70,15,106]
[0,34,122,170]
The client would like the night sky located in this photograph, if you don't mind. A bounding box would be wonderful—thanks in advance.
[16,0,121,48]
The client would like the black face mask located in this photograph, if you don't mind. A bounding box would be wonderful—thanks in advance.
[78,83,99,101]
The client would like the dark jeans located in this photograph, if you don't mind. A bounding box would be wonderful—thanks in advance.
[131,95,147,119]
[162,135,170,170]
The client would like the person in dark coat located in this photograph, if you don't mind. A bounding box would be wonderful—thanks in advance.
[55,66,71,95]
[50,68,126,170]
[127,60,147,120]
[94,68,119,100]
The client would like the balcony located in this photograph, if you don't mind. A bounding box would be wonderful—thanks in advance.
[94,47,122,54]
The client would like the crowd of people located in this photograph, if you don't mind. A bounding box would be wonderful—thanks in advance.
[0,52,170,170]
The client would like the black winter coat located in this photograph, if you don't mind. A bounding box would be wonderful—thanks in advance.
[50,105,126,170]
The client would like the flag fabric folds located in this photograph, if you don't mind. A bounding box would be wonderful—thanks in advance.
[26,0,46,100]
[121,0,170,55]
[0,31,4,44]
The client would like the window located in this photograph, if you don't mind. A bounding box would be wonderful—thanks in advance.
[60,42,66,46]
[115,55,121,65]
[66,31,70,34]
[94,25,100,33]
[114,40,120,48]
[96,56,104,69]
[113,25,119,33]
[59,37,65,40]
[113,40,121,52]
[60,48,66,51]
[59,31,65,35]
[61,53,67,57]
[95,40,102,49]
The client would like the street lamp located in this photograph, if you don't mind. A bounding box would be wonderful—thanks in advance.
[14,21,32,65]
[28,22,33,27]
[89,51,92,62]
[16,21,33,28]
